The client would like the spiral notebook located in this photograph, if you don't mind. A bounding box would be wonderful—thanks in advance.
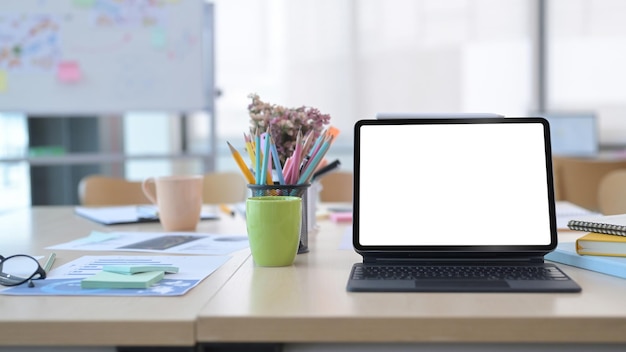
[347,117,581,293]
[568,214,626,236]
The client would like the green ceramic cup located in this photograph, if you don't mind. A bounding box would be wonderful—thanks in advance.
[246,196,302,267]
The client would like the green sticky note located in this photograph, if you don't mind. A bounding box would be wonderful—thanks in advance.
[151,27,167,48]
[72,0,96,7]
[81,271,165,289]
[0,70,7,92]
[103,265,179,275]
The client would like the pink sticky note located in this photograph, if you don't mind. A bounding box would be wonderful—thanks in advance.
[330,212,353,223]
[57,61,82,83]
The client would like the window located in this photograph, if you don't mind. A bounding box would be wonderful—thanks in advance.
[211,0,535,172]
[547,0,626,147]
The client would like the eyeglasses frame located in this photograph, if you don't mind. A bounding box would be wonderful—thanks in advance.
[0,254,47,287]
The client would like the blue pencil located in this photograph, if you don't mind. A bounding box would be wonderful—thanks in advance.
[297,137,331,184]
[269,135,286,185]
[260,130,271,185]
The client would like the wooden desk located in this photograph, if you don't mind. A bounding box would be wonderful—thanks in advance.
[0,206,249,347]
[6,207,626,348]
[197,221,626,345]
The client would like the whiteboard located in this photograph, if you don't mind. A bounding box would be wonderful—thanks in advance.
[0,0,211,114]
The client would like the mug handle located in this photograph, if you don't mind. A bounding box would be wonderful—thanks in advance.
[142,177,158,204]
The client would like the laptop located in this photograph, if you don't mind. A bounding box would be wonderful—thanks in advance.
[347,117,581,293]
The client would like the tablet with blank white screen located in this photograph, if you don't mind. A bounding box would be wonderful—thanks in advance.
[347,117,581,293]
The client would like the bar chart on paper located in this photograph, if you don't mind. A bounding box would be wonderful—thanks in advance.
[0,255,230,296]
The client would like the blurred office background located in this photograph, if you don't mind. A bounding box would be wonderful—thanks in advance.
[1,0,626,211]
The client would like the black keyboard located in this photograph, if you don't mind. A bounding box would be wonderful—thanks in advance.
[351,264,570,281]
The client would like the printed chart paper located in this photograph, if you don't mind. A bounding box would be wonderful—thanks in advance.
[0,255,231,296]
[48,231,249,256]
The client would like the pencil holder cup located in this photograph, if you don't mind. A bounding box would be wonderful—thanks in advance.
[247,183,311,254]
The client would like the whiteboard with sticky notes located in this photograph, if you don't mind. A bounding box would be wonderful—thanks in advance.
[0,0,212,114]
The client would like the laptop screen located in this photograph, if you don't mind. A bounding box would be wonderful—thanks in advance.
[353,118,557,254]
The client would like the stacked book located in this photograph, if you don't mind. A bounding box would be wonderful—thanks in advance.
[546,213,626,279]
[568,214,626,256]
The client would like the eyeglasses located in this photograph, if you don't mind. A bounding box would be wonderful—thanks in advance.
[0,254,47,287]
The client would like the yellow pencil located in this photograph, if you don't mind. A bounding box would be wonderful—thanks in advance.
[227,141,255,184]
[243,133,256,165]
[219,204,235,217]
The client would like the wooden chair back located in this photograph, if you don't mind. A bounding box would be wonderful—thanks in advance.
[203,171,248,204]
[598,170,626,215]
[80,172,248,206]
[553,156,626,211]
[78,175,152,206]
[318,171,353,202]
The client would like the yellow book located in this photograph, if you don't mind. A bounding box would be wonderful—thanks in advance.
[576,232,626,257]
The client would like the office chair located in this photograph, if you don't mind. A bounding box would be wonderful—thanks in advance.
[318,171,353,203]
[553,156,626,211]
[598,170,626,215]
[78,175,152,206]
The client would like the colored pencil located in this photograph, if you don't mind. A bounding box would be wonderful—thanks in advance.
[227,141,255,184]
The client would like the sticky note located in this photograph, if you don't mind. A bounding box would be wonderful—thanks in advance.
[0,70,7,92]
[103,265,179,275]
[81,270,165,289]
[72,0,96,7]
[329,211,352,223]
[151,28,167,48]
[57,61,82,83]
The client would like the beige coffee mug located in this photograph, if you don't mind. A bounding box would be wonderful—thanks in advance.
[141,175,204,231]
